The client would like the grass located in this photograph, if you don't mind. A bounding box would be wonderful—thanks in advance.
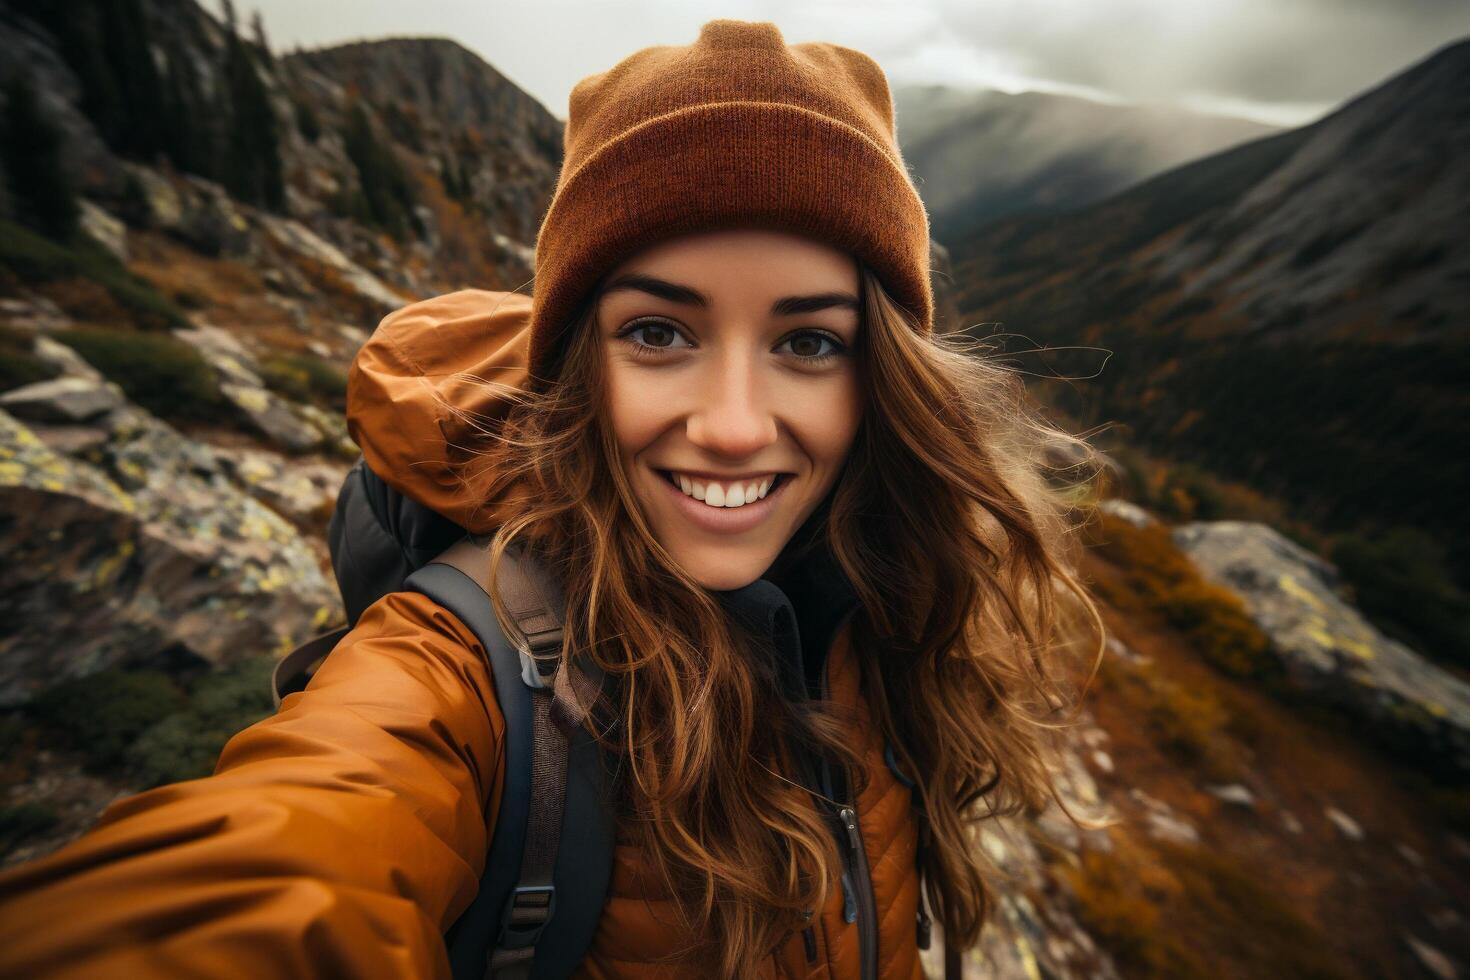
[1062,835,1354,980]
[25,657,278,789]
[52,325,229,425]
[258,352,347,413]
[1084,510,1279,683]
[0,219,187,331]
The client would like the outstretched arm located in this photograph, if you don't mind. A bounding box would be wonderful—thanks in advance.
[0,590,504,980]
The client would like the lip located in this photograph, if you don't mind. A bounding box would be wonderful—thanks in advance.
[654,467,790,534]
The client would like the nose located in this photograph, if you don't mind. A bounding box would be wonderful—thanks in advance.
[685,345,778,459]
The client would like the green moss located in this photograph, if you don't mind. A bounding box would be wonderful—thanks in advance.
[28,668,186,768]
[0,802,59,856]
[258,352,347,412]
[0,219,187,331]
[53,325,228,424]
[127,656,276,787]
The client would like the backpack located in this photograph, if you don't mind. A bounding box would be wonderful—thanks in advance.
[271,456,616,980]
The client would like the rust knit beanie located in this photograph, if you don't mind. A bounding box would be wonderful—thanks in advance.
[526,18,932,380]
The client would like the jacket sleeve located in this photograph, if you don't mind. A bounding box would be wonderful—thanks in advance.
[0,590,505,980]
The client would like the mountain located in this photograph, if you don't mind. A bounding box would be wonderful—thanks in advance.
[894,85,1278,244]
[949,38,1470,589]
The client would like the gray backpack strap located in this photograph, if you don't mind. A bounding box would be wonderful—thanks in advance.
[407,535,614,980]
[271,626,350,708]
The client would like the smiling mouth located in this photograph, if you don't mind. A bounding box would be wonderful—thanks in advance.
[657,469,791,508]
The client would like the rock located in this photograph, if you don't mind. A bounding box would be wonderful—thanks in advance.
[120,165,254,258]
[174,323,265,387]
[1206,783,1257,808]
[32,336,102,382]
[1403,934,1458,980]
[1324,805,1364,841]
[78,200,127,263]
[1396,842,1424,868]
[0,296,70,333]
[211,446,348,527]
[1105,634,1151,666]
[1090,749,1114,774]
[258,213,406,316]
[1280,810,1303,834]
[0,407,342,706]
[24,421,111,457]
[1099,498,1157,528]
[1130,788,1200,845]
[0,377,125,424]
[172,324,325,453]
[1172,521,1470,776]
[218,382,323,453]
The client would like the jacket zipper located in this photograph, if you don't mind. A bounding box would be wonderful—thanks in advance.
[820,610,878,980]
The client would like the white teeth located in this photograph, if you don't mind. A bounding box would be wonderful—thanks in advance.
[668,472,780,509]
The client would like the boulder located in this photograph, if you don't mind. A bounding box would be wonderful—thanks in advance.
[0,378,125,425]
[1173,520,1470,776]
[0,407,342,706]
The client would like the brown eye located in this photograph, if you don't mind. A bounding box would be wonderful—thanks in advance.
[789,335,823,357]
[777,330,846,363]
[616,317,693,357]
[639,321,678,348]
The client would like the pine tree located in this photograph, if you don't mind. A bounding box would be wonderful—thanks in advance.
[218,0,285,210]
[2,73,80,241]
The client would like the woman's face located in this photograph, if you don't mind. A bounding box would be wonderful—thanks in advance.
[597,229,863,591]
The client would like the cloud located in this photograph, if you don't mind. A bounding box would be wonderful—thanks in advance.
[924,0,1470,120]
[229,0,1470,126]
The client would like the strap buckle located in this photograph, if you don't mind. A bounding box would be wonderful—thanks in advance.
[498,884,557,950]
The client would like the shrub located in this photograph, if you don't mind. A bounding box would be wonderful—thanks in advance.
[1156,838,1353,979]
[259,352,347,412]
[1086,511,1278,680]
[1060,844,1209,979]
[0,802,59,856]
[53,326,228,424]
[127,656,276,787]
[0,219,188,331]
[1332,526,1470,672]
[1097,655,1245,783]
[28,668,186,769]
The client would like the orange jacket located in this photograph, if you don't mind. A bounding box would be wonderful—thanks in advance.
[0,290,924,979]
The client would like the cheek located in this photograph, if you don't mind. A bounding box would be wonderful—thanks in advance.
[786,371,862,473]
[603,359,672,460]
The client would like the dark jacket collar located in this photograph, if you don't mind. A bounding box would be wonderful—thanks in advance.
[714,503,859,701]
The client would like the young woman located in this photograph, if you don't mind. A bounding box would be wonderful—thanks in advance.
[0,19,1105,980]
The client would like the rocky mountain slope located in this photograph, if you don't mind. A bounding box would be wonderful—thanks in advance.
[894,85,1277,244]
[1,3,1466,977]
[949,37,1470,610]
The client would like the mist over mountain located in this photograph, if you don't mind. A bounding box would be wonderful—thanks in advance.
[951,37,1470,585]
[894,84,1278,243]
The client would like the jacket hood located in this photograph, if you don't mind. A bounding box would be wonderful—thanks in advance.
[346,289,534,534]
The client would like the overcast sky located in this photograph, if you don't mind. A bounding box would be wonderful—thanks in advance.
[214,0,1470,127]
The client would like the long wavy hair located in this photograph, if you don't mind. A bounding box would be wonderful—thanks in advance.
[452,257,1108,977]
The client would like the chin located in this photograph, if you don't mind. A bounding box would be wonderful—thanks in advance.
[671,545,775,592]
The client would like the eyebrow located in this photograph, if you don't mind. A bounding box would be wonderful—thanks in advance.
[600,273,859,316]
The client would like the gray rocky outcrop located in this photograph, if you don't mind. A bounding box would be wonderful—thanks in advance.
[1172,520,1470,776]
[922,724,1123,980]
[0,405,342,706]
